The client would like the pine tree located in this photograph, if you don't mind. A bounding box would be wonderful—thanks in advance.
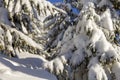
[0,0,120,80]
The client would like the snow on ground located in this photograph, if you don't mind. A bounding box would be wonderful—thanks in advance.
[0,52,57,80]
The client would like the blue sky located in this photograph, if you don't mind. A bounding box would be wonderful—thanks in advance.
[48,0,63,3]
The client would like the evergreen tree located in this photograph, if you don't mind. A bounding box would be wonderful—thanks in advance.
[0,0,120,80]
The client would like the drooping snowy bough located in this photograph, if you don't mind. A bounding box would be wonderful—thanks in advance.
[0,0,120,80]
[0,0,67,57]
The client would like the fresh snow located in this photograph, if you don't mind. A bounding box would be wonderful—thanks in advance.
[0,0,119,80]
[88,57,108,80]
[100,8,114,31]
[0,7,11,25]
[0,52,57,80]
[112,62,120,80]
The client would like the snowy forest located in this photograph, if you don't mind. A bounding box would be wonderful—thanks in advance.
[0,0,120,80]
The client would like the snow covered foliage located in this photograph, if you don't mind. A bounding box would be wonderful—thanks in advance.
[42,0,120,80]
[112,62,120,80]
[100,8,114,31]
[0,0,67,57]
[88,57,108,80]
[0,0,119,80]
